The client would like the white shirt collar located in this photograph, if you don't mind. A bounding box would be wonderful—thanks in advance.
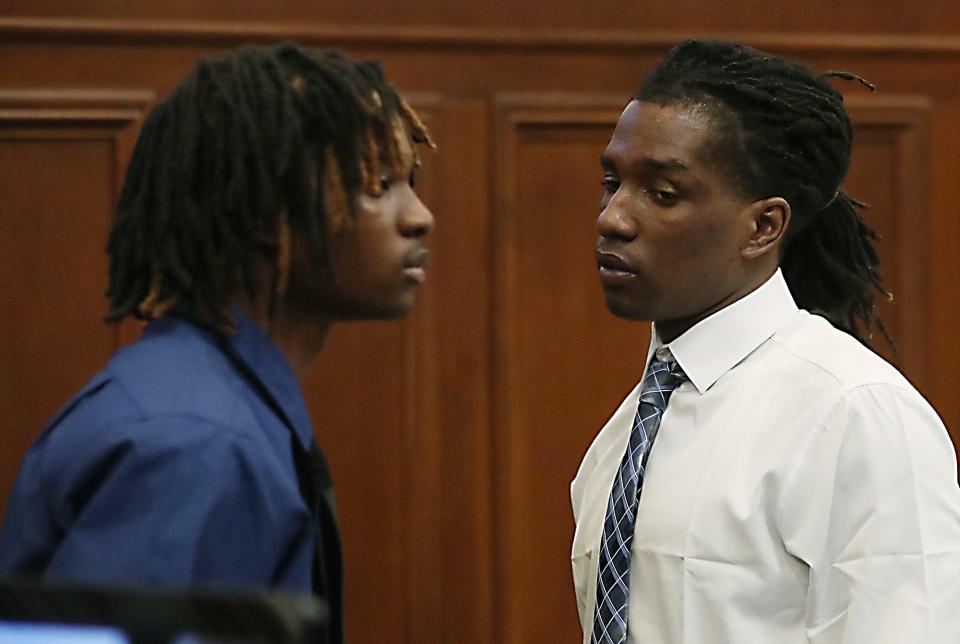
[651,269,799,394]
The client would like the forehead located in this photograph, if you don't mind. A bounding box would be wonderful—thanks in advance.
[604,100,718,173]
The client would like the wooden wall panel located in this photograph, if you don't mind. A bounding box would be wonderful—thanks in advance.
[303,320,409,640]
[0,89,150,516]
[845,96,932,386]
[7,2,960,37]
[493,97,644,643]
[303,98,496,642]
[1,4,959,644]
[928,102,960,452]
[407,100,496,644]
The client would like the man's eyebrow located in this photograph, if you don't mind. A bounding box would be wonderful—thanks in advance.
[601,153,692,174]
[638,157,691,173]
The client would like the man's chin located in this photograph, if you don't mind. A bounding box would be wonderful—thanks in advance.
[333,296,416,322]
[602,293,649,322]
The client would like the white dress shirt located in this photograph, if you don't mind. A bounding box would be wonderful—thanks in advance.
[571,270,960,644]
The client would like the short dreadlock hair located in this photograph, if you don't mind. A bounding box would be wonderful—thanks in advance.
[106,41,433,326]
[635,39,890,346]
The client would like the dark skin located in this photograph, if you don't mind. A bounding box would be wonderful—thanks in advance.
[596,100,791,342]
[235,131,433,378]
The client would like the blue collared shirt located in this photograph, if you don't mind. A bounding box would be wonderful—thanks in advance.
[0,312,316,593]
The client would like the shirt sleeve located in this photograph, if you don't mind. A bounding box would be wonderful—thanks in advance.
[7,415,309,590]
[781,383,960,644]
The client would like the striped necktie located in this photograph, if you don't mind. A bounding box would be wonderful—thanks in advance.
[591,355,688,644]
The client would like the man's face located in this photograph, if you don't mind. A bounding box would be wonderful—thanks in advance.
[596,100,756,337]
[288,133,434,322]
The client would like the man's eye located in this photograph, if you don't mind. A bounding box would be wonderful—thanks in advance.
[601,176,620,192]
[379,177,392,192]
[650,189,679,205]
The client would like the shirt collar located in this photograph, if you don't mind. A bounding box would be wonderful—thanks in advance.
[226,309,315,449]
[652,269,799,394]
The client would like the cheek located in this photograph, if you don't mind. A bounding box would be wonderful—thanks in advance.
[334,221,398,288]
[673,205,736,258]
[669,214,743,297]
[636,214,729,287]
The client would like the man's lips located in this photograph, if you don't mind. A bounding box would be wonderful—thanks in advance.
[404,248,430,284]
[596,250,638,284]
[596,250,635,273]
[404,248,429,268]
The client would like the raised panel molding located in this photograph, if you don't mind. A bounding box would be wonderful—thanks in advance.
[493,94,625,643]
[0,88,154,351]
[492,91,624,454]
[0,87,155,522]
[6,16,960,57]
[0,88,155,125]
[492,91,623,365]
[0,88,155,206]
[845,94,933,386]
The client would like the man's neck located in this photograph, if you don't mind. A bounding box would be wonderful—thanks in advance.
[655,268,778,344]
[231,297,330,380]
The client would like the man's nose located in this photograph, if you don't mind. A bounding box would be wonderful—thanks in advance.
[597,199,636,241]
[400,189,434,239]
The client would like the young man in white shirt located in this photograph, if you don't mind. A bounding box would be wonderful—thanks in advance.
[572,39,960,644]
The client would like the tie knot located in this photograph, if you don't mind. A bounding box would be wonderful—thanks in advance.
[638,357,687,411]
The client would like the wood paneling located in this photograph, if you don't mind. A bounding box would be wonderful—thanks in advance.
[493,96,644,643]
[0,89,151,516]
[7,3,960,38]
[845,96,933,385]
[404,99,496,644]
[304,319,409,640]
[928,101,960,451]
[9,16,960,56]
[302,97,495,643]
[1,4,959,643]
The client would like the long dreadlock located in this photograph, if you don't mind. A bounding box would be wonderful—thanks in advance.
[635,39,891,346]
[106,42,433,327]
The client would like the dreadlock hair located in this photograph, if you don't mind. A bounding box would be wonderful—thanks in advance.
[634,39,891,346]
[106,42,433,328]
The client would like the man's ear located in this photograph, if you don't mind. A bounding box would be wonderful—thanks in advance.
[742,197,791,260]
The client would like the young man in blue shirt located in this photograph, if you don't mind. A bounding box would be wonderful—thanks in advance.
[0,42,435,644]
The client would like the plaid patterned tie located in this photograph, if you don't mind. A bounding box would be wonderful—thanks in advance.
[591,354,687,644]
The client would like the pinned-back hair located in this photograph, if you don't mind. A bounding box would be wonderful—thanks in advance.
[106,42,433,326]
[635,39,891,346]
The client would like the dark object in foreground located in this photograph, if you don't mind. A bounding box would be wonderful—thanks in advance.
[0,577,327,644]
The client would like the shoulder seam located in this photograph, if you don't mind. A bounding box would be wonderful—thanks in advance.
[104,365,248,433]
[768,336,910,394]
